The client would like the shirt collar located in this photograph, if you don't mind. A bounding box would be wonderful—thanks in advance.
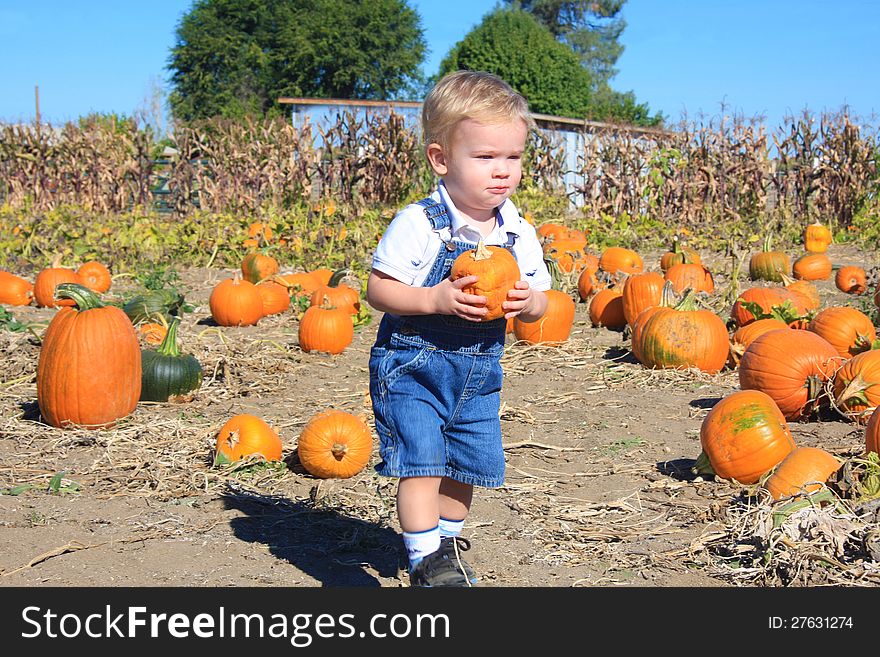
[436,180,524,239]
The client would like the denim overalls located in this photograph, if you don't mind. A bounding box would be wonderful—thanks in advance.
[369,198,518,488]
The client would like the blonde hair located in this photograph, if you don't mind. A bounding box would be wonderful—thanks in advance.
[421,70,535,151]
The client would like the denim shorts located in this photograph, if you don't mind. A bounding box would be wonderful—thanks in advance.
[368,332,505,488]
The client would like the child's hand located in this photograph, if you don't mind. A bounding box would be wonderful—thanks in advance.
[430,275,488,321]
[502,281,535,319]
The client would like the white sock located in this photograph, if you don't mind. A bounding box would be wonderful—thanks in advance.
[402,526,441,570]
[438,517,464,539]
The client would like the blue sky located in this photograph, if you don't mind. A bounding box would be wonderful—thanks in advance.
[1,0,878,132]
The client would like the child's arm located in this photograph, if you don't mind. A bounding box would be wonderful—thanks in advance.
[503,281,548,322]
[366,270,490,322]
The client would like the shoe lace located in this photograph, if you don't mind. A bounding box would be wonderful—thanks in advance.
[449,537,472,588]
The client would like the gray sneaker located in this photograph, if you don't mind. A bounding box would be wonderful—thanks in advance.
[409,537,478,587]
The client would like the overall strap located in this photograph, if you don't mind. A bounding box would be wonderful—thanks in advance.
[415,197,451,231]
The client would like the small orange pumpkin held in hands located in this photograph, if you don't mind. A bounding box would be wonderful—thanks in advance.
[450,240,520,321]
[215,414,283,465]
[694,389,796,485]
[835,265,867,294]
[297,409,373,479]
[762,446,840,501]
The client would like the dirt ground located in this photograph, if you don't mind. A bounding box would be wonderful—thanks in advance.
[1,244,878,588]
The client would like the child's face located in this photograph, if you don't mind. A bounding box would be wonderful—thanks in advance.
[427,118,527,222]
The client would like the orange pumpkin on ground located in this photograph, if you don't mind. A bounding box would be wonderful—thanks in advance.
[598,247,643,276]
[450,240,520,321]
[792,252,832,280]
[514,289,576,344]
[0,271,34,306]
[832,349,880,423]
[738,329,840,420]
[536,222,570,242]
[299,296,353,354]
[277,271,320,299]
[37,283,141,429]
[310,270,362,317]
[588,288,626,330]
[804,220,832,253]
[310,268,334,286]
[576,254,601,300]
[256,280,291,316]
[659,237,701,273]
[695,389,796,485]
[297,409,373,479]
[210,273,264,327]
[215,414,283,464]
[729,318,790,366]
[835,265,867,294]
[763,446,840,500]
[621,271,665,326]
[633,288,729,374]
[138,322,168,346]
[730,286,808,327]
[34,258,81,307]
[76,261,112,293]
[807,306,876,358]
[543,238,587,273]
[664,262,714,295]
[749,235,790,283]
[241,251,280,284]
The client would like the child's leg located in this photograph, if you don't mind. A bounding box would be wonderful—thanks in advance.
[397,476,442,570]
[439,477,473,537]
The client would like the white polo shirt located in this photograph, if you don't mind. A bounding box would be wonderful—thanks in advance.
[371,181,552,291]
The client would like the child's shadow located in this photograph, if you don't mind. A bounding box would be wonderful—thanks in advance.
[221,483,403,587]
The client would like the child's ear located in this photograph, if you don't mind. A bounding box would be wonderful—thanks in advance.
[425,143,448,176]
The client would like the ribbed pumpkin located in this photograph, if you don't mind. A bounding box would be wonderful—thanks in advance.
[831,349,880,423]
[76,261,112,293]
[695,389,796,485]
[34,257,80,307]
[450,241,520,321]
[659,237,701,273]
[866,409,880,456]
[835,265,867,294]
[807,306,876,358]
[664,262,714,294]
[299,296,353,354]
[634,288,729,374]
[621,271,665,326]
[297,409,373,479]
[730,286,807,327]
[629,283,678,363]
[599,247,643,276]
[738,329,840,420]
[256,280,291,316]
[763,447,840,500]
[792,252,832,280]
[543,238,587,273]
[514,289,576,343]
[37,283,141,429]
[0,271,34,306]
[804,220,832,253]
[588,287,626,330]
[140,318,203,402]
[576,254,601,300]
[277,271,321,299]
[749,235,790,282]
[210,273,263,327]
[309,269,362,317]
[214,414,283,464]
[729,318,789,366]
[241,251,280,284]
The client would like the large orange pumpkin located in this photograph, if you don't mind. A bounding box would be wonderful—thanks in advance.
[664,262,714,294]
[695,389,796,485]
[832,349,880,423]
[763,446,840,500]
[37,283,141,429]
[514,289,576,343]
[210,273,264,327]
[792,252,832,281]
[729,318,789,365]
[0,271,34,306]
[215,414,283,464]
[621,271,665,326]
[450,240,520,321]
[299,297,353,354]
[807,306,876,358]
[730,286,807,327]
[634,289,729,374]
[738,329,840,420]
[297,409,373,479]
[587,287,626,330]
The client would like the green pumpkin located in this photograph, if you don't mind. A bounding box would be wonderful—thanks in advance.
[124,289,185,325]
[140,319,202,402]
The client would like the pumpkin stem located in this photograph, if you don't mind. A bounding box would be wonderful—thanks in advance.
[331,443,349,460]
[673,287,700,311]
[762,233,773,253]
[692,451,716,477]
[54,282,105,310]
[156,317,182,357]
[471,240,493,261]
[328,268,350,288]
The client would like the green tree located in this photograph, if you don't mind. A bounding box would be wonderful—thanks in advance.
[439,9,593,118]
[168,0,427,121]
